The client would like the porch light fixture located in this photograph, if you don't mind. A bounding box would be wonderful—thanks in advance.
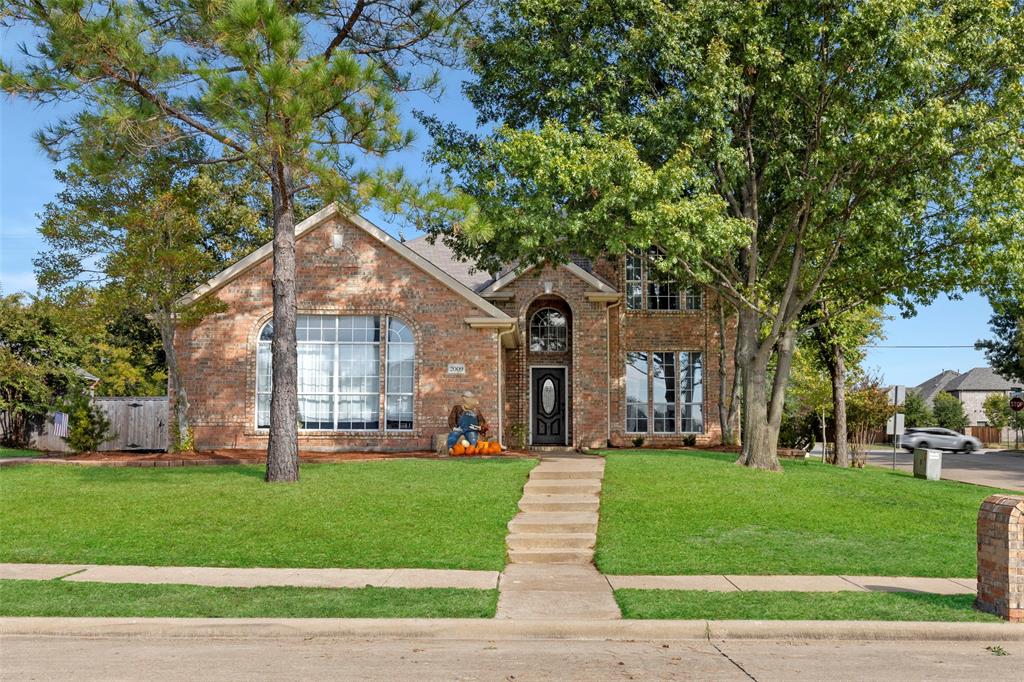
[332,230,345,249]
[543,281,554,294]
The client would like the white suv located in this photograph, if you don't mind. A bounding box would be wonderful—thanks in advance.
[902,427,982,453]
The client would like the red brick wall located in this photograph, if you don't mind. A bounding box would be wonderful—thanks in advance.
[175,216,501,452]
[494,266,611,449]
[604,258,734,448]
[492,259,732,450]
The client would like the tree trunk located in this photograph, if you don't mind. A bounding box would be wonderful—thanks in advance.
[266,157,300,483]
[157,313,190,453]
[717,302,741,446]
[734,309,783,471]
[828,342,850,467]
[767,326,797,450]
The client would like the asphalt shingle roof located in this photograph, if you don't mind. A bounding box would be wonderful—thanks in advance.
[913,369,960,405]
[944,366,1016,392]
[404,237,496,292]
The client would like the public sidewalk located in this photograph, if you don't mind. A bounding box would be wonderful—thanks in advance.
[0,563,978,595]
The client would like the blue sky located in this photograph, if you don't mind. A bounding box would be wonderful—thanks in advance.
[0,33,994,388]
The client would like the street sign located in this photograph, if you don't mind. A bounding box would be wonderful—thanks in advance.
[886,412,906,436]
[887,385,906,407]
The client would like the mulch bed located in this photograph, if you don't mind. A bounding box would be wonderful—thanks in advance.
[22,448,535,467]
[612,443,809,459]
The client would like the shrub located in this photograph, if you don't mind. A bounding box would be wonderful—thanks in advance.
[847,381,892,467]
[60,393,112,453]
[631,435,645,447]
[682,434,697,447]
[933,391,969,432]
[902,391,934,428]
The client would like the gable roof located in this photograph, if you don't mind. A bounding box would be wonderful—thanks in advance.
[404,236,496,292]
[944,367,1016,392]
[479,261,618,297]
[175,204,512,322]
[913,369,960,405]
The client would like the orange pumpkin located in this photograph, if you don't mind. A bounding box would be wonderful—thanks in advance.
[452,444,465,456]
[491,442,502,454]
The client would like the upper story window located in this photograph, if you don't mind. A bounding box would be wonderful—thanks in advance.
[256,314,415,431]
[625,248,702,312]
[530,308,568,351]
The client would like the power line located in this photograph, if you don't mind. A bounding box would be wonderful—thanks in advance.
[867,344,977,348]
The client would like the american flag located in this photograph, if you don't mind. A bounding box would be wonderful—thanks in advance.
[53,412,69,438]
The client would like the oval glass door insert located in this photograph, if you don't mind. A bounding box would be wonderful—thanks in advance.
[541,378,556,414]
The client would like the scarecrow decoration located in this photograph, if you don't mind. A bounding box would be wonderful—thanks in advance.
[446,391,502,456]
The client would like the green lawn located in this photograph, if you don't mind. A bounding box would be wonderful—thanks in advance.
[596,450,1010,577]
[0,459,534,570]
[614,589,1000,622]
[0,580,496,618]
[0,447,44,458]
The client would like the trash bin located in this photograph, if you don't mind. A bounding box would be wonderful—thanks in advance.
[913,448,942,481]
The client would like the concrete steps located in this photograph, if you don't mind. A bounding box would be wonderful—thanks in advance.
[529,467,605,481]
[506,548,594,565]
[506,532,596,550]
[518,494,599,513]
[523,479,601,495]
[508,512,599,535]
[497,455,620,619]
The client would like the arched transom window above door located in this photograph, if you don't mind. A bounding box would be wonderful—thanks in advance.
[530,308,568,352]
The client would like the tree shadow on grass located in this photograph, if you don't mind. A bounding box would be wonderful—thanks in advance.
[62,463,269,485]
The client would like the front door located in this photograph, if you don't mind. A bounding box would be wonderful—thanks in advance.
[531,367,567,445]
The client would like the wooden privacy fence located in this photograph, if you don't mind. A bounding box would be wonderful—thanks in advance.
[30,397,168,453]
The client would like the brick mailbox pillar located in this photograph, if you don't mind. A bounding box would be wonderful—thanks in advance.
[976,494,1024,622]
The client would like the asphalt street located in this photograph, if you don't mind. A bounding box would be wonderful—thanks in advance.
[808,446,1024,491]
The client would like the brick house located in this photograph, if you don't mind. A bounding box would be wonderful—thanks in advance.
[175,205,734,452]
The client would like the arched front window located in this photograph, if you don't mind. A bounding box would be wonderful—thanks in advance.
[385,318,414,430]
[530,308,568,352]
[256,315,415,431]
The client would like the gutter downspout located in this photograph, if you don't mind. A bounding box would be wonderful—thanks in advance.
[497,325,518,448]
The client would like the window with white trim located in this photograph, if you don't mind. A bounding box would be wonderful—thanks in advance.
[385,317,414,430]
[256,314,415,431]
[625,252,643,310]
[625,248,702,311]
[529,308,568,352]
[652,352,676,433]
[625,352,648,433]
[624,351,703,434]
[679,351,704,433]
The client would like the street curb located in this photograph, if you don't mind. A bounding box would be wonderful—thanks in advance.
[2,617,1021,641]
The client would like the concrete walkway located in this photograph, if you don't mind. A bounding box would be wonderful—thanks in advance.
[0,562,980,596]
[497,453,621,620]
[608,574,978,595]
[0,563,498,589]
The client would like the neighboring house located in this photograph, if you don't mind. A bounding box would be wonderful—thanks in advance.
[913,369,961,408]
[944,367,1017,427]
[173,204,734,452]
[914,366,1018,435]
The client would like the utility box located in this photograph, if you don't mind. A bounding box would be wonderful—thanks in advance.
[913,448,942,481]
